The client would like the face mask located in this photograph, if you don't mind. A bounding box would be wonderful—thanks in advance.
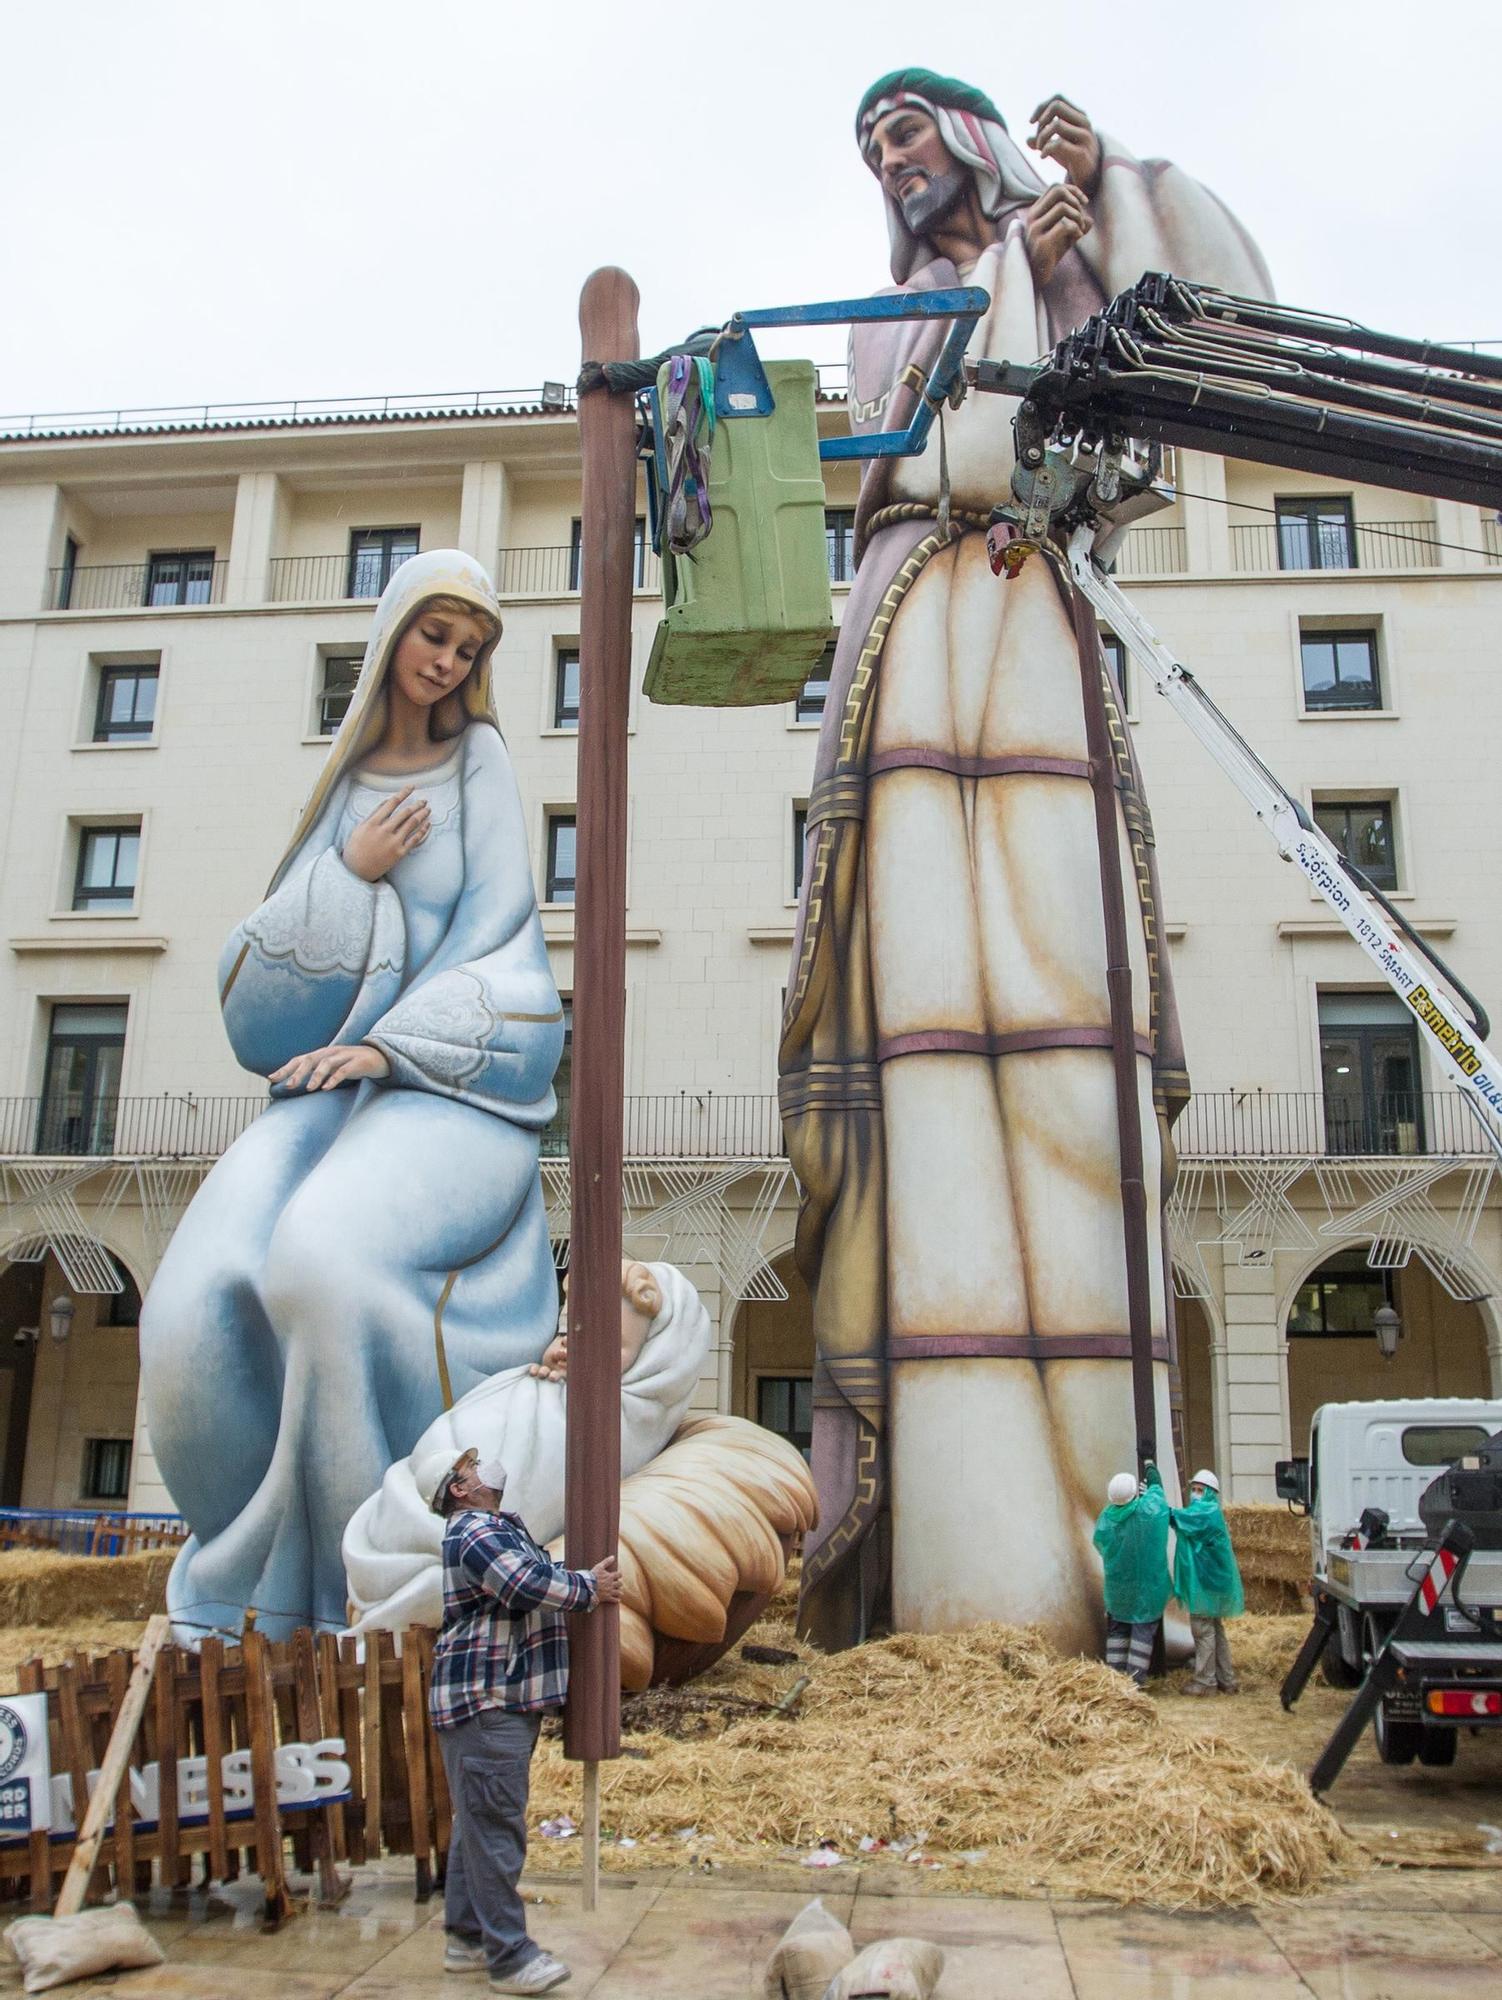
[476,1458,508,1499]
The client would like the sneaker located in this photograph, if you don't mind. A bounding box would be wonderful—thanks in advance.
[489,1952,571,1995]
[1182,1684,1217,1697]
[445,1937,488,1973]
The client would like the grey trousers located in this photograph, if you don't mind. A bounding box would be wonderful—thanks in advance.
[1105,1617,1157,1686]
[1188,1616,1238,1691]
[437,1708,543,1975]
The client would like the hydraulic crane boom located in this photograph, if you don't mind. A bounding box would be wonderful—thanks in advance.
[1064,526,1502,1163]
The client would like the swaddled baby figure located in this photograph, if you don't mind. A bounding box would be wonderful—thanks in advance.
[342,1259,710,1632]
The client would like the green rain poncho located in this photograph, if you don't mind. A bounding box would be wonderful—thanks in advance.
[1170,1488,1245,1619]
[1091,1463,1172,1624]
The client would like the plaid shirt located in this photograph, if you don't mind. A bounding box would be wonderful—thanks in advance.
[429,1508,598,1730]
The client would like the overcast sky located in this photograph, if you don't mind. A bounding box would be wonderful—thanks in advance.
[3,0,1498,420]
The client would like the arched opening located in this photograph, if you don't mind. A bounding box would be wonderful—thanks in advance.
[728,1247,814,1459]
[0,1250,143,1513]
[1284,1246,1491,1448]
[1174,1290,1218,1481]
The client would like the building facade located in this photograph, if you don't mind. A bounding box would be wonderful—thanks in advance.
[1,388,1499,1520]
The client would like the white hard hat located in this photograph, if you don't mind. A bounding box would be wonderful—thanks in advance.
[1190,1468,1221,1493]
[416,1444,477,1516]
[1107,1473,1138,1506]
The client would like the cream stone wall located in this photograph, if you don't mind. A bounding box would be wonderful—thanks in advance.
[1,403,1499,1515]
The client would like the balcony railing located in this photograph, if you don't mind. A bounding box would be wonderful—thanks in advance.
[2,1095,267,1159]
[46,560,228,613]
[9,1088,1498,1167]
[1113,525,1188,577]
[494,546,663,598]
[1176,1089,1502,1159]
[2,1091,787,1163]
[1228,520,1442,574]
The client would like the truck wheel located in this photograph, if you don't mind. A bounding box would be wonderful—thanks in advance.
[1319,1650,1362,1689]
[1373,1700,1420,1766]
[1418,1728,1458,1767]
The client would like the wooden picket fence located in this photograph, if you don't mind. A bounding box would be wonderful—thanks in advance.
[0,1629,449,1926]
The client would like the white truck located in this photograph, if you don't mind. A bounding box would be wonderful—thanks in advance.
[1276,1398,1502,1787]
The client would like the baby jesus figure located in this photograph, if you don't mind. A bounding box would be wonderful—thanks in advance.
[342,1258,711,1632]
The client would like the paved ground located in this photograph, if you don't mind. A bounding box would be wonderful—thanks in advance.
[3,1858,1500,1998]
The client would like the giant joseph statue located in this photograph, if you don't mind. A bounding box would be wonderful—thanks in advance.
[779,72,1271,1653]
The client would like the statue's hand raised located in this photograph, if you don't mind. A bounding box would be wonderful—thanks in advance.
[1027,95,1102,194]
[1023,181,1093,286]
[342,785,430,883]
[269,1042,391,1092]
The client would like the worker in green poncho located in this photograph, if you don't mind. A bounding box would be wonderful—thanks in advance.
[1172,1468,1244,1695]
[1092,1462,1171,1685]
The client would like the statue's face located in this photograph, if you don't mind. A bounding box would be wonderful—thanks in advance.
[390,605,487,711]
[868,106,969,235]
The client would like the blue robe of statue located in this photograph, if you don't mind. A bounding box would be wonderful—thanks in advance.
[141,551,564,1639]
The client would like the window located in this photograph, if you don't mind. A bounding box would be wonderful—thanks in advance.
[548,999,573,1155]
[792,805,809,898]
[545,814,577,906]
[553,646,580,730]
[94,662,158,743]
[796,641,835,723]
[1312,798,1397,890]
[318,651,363,736]
[1319,991,1423,1155]
[1300,628,1381,712]
[1287,1249,1392,1337]
[1277,496,1355,571]
[1101,629,1129,711]
[145,550,215,606]
[73,823,140,912]
[1400,1425,1489,1467]
[757,1376,813,1460]
[37,1003,126,1155]
[82,1438,132,1503]
[347,527,418,599]
[568,518,647,591]
[102,1257,142,1327]
[57,534,80,611]
[825,509,856,584]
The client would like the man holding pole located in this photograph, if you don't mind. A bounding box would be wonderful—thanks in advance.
[420,1443,622,1994]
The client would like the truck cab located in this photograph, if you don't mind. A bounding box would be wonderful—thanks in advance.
[1277,1396,1502,1771]
[1279,1397,1502,1582]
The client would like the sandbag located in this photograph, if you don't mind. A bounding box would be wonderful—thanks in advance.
[5,1905,165,1994]
[763,1896,855,2000]
[822,1936,944,2000]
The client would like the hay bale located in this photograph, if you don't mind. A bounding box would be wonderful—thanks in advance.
[1226,1505,1311,1614]
[527,1621,1352,1907]
[0,1550,173,1627]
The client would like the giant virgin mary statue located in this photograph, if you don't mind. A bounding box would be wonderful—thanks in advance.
[140,551,564,1639]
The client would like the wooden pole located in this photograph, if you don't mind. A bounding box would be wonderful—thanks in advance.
[1071,588,1157,1464]
[564,266,639,1909]
[54,1614,169,1918]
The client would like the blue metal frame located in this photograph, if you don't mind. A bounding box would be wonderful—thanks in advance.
[642,288,989,491]
[717,287,988,460]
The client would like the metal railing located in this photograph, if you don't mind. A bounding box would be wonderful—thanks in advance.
[2,1095,266,1160]
[45,559,228,613]
[11,1088,1497,1166]
[1228,520,1442,574]
[1176,1089,1502,1159]
[2,1091,786,1162]
[494,545,663,597]
[0,367,850,442]
[1483,517,1502,565]
[266,553,408,603]
[1112,525,1188,576]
